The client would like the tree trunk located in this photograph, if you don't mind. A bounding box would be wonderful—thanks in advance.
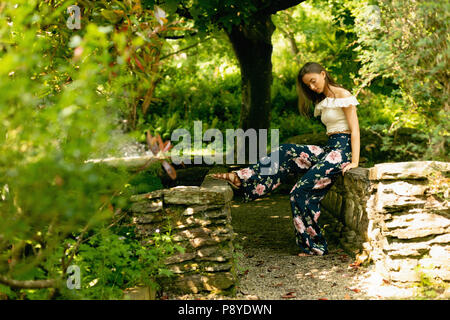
[225,15,276,164]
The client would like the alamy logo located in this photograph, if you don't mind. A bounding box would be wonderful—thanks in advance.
[66,265,81,289]
[170,121,280,176]
[66,5,81,30]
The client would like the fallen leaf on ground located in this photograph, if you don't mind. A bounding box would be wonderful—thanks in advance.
[346,286,361,293]
[349,261,361,269]
[318,298,328,300]
[282,291,296,299]
[344,294,351,300]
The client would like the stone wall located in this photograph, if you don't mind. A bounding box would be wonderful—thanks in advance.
[124,158,448,295]
[126,177,237,294]
[321,161,449,283]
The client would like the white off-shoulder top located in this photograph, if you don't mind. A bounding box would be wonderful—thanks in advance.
[314,95,360,135]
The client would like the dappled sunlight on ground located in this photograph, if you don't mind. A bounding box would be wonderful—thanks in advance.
[353,269,418,299]
[229,192,422,300]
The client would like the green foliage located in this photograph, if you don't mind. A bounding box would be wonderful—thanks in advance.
[270,1,401,144]
[0,0,127,285]
[351,0,449,161]
[57,223,184,300]
[413,264,448,300]
[1,0,448,300]
[139,0,402,159]
[271,71,299,116]
[271,0,448,162]
[0,0,176,300]
[127,162,164,194]
[272,1,361,90]
[231,242,245,274]
[151,0,259,34]
[149,73,241,129]
[138,0,448,164]
[270,112,323,142]
[138,30,242,148]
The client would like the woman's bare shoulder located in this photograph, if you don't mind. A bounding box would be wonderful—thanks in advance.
[334,88,353,98]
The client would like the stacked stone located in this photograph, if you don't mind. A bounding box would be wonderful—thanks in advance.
[365,161,450,283]
[127,184,237,294]
[320,166,371,252]
[322,161,449,283]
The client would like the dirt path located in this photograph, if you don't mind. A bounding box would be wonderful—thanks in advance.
[168,193,420,300]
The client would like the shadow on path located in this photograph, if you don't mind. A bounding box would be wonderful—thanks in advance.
[230,192,371,300]
[228,192,424,300]
[231,193,309,255]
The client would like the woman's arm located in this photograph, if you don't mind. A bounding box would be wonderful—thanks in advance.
[342,104,360,165]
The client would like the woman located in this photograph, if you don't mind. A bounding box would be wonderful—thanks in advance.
[209,62,360,256]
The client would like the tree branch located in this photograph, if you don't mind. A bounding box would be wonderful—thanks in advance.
[160,36,214,60]
[64,224,90,275]
[0,275,59,289]
[258,0,307,15]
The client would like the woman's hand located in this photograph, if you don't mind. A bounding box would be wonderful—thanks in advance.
[342,162,358,176]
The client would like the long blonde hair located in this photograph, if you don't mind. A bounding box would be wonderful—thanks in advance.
[296,62,346,118]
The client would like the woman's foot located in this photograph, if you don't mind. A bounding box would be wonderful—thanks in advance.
[208,172,242,190]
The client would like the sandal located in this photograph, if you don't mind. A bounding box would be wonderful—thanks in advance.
[208,172,242,190]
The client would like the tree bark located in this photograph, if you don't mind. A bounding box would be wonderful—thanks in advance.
[226,15,275,130]
[225,16,276,164]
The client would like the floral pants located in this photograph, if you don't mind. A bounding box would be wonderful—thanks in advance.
[233,133,352,255]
